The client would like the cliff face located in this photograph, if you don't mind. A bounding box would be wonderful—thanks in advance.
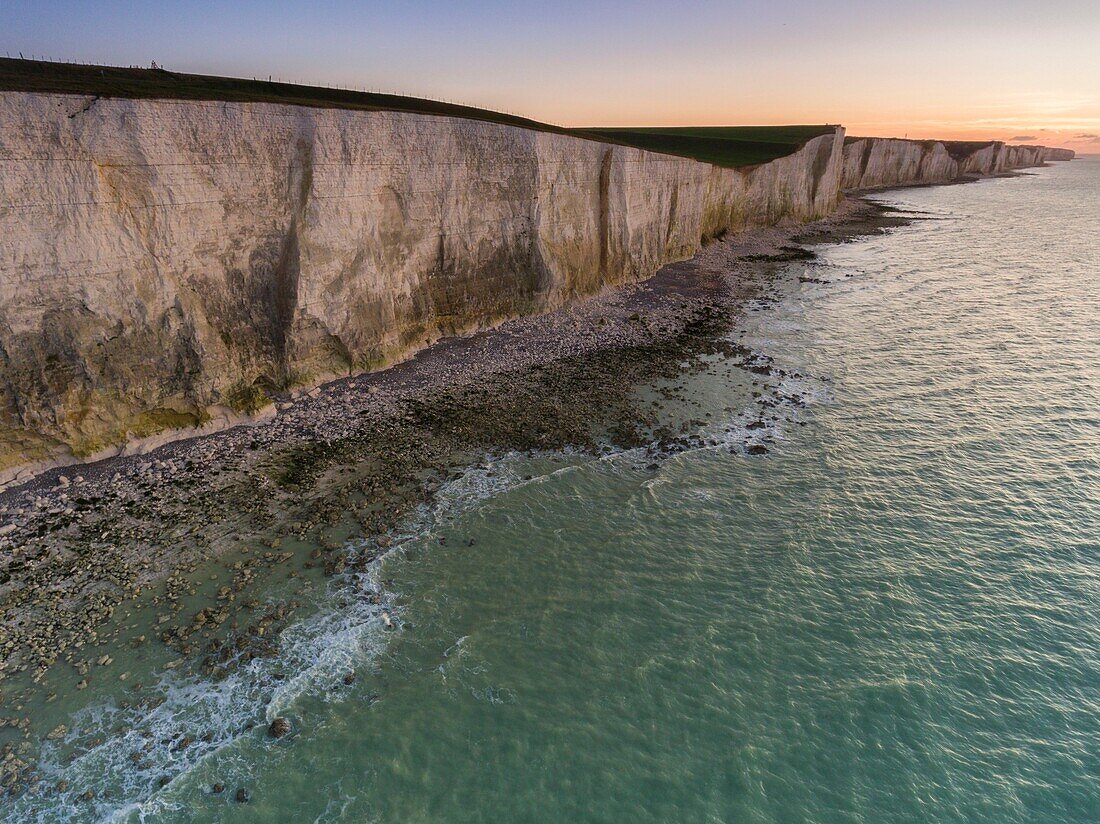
[841,137,1074,190]
[0,93,1073,480]
[0,93,846,475]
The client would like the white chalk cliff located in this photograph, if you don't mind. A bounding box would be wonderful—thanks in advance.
[840,137,1072,190]
[0,91,1073,478]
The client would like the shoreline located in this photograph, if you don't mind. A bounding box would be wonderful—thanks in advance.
[0,162,1064,496]
[0,195,911,708]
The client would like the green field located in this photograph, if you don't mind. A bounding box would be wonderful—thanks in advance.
[0,58,828,167]
[571,125,837,168]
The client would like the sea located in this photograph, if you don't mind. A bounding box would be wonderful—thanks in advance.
[5,157,1098,822]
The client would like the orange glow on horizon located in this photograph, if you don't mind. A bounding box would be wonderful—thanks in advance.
[5,0,1097,153]
[547,102,1099,152]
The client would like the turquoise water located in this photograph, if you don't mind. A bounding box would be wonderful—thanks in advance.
[9,159,1100,822]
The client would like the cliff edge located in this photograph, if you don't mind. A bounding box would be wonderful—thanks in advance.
[0,79,1073,484]
[841,137,1074,190]
[0,92,845,479]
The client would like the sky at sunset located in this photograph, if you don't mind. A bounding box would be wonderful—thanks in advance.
[3,0,1098,149]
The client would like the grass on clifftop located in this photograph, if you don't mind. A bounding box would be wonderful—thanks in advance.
[570,126,837,168]
[0,57,566,134]
[0,58,828,167]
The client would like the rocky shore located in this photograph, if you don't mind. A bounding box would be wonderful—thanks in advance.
[0,196,912,797]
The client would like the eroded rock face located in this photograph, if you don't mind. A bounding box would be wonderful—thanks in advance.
[0,92,1073,480]
[840,137,1073,191]
[0,93,849,475]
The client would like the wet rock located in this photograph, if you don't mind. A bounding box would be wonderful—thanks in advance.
[212,783,225,794]
[267,717,290,738]
[343,672,356,685]
[235,787,251,803]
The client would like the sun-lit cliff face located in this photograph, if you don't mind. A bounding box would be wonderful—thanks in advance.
[0,94,849,476]
[841,137,1073,190]
[0,92,1072,480]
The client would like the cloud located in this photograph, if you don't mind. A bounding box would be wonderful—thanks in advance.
[1010,135,1037,142]
[1072,133,1100,143]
